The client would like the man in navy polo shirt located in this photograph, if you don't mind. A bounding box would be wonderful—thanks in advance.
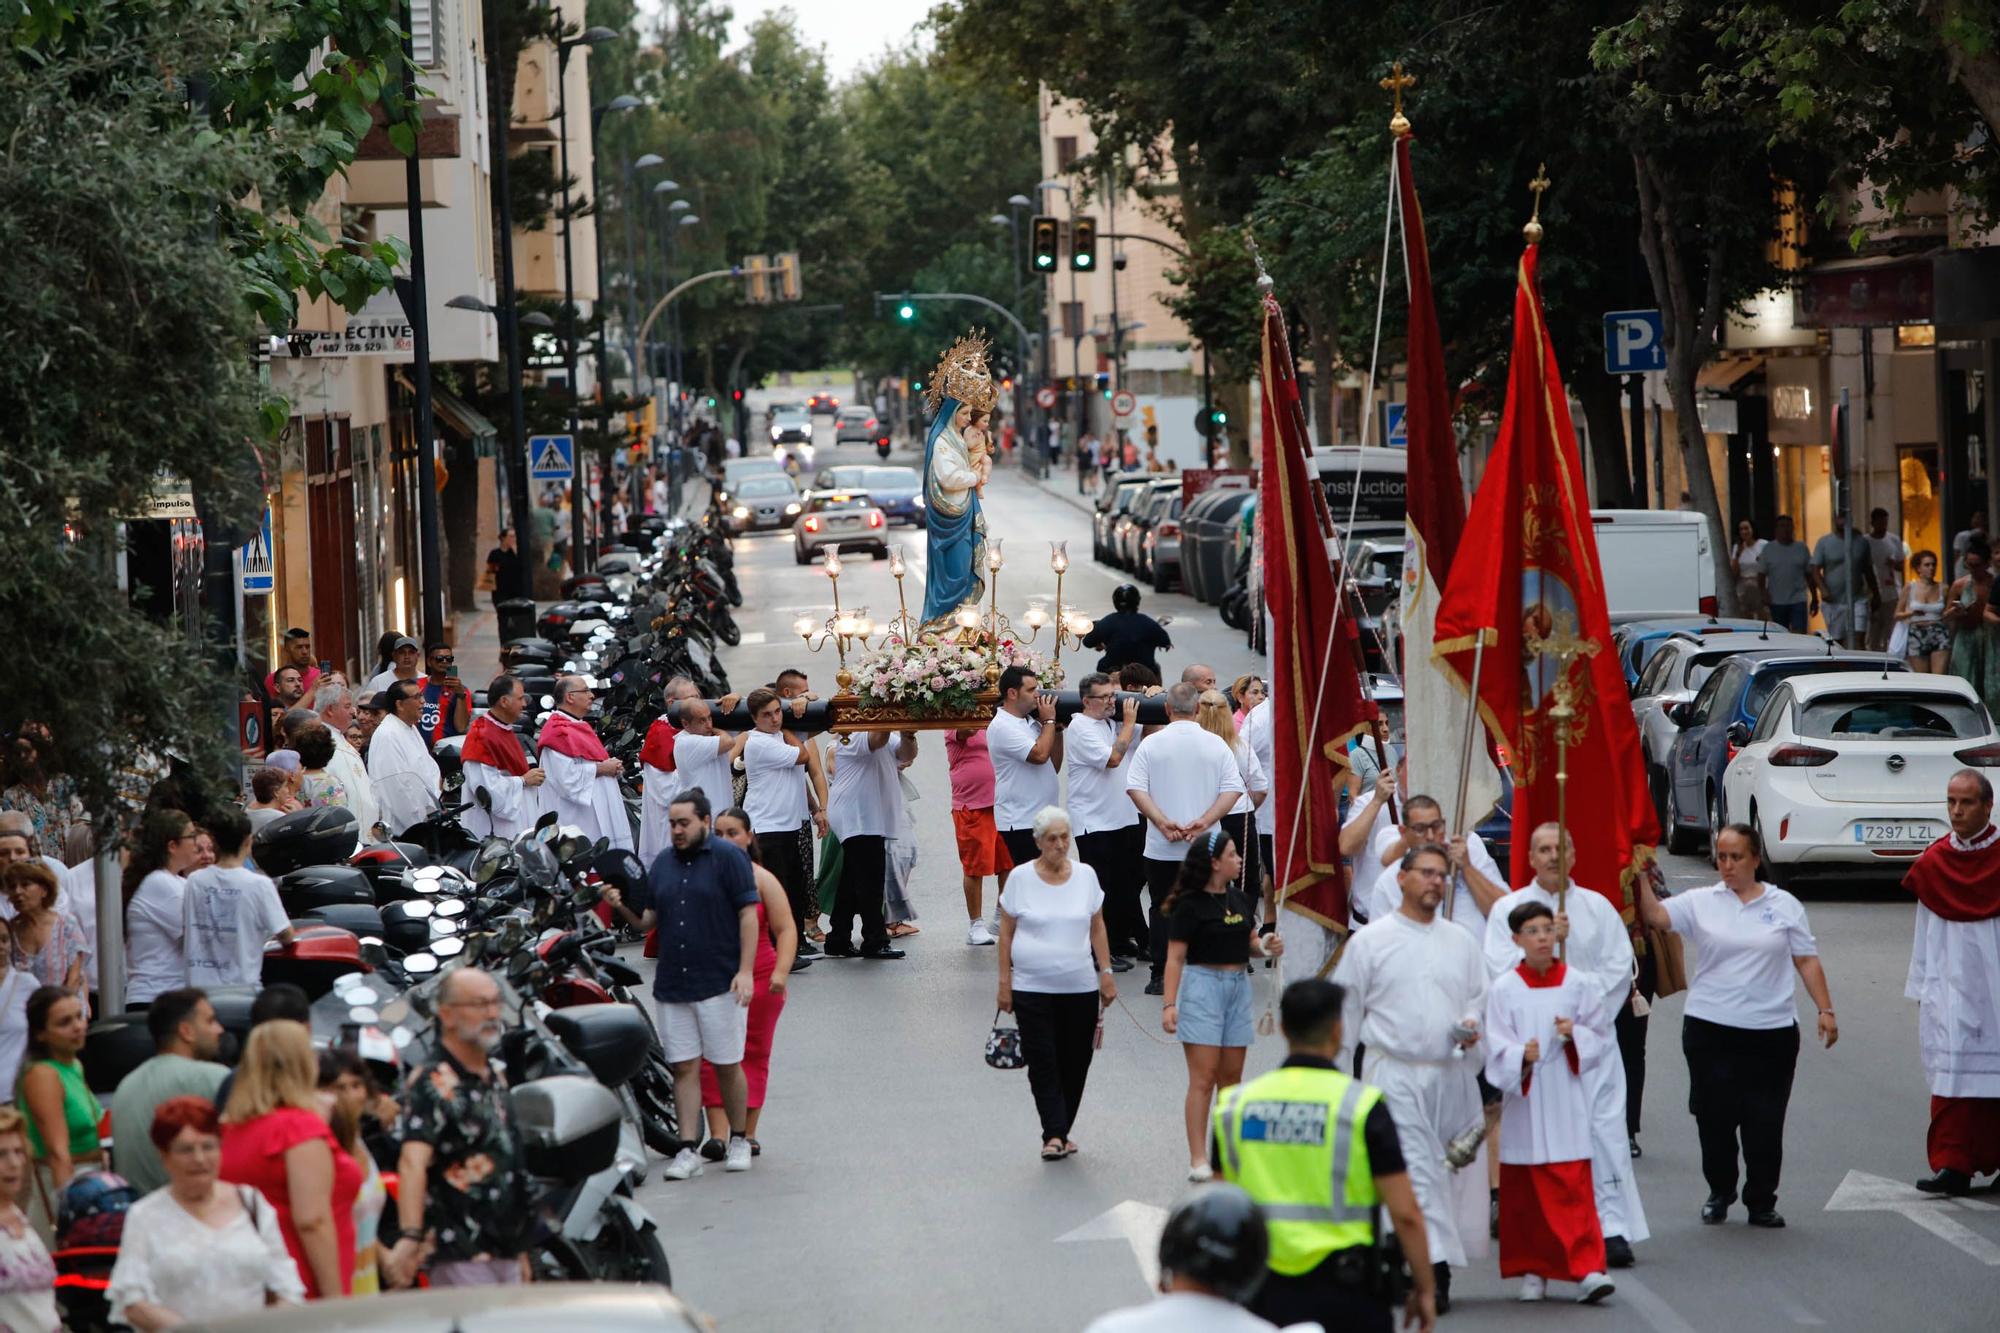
[606,787,759,1181]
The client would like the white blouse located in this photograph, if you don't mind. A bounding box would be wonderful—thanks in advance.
[107,1187,304,1326]
[0,1214,58,1333]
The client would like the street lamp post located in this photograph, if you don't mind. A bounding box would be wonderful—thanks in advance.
[555,24,620,572]
[621,152,664,413]
[585,94,641,550]
[400,0,445,642]
[481,0,534,575]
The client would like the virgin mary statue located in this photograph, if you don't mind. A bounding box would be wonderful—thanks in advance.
[919,333,997,626]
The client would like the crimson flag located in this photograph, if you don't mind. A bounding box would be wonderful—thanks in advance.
[1261,292,1375,930]
[1431,245,1658,912]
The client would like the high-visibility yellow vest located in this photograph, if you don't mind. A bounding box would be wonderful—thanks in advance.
[1212,1065,1382,1275]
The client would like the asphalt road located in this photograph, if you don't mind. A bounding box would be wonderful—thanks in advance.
[637,422,1995,1331]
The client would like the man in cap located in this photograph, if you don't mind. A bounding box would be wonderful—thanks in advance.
[364,636,424,697]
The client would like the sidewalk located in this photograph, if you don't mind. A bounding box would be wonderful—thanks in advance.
[1016,455,1099,519]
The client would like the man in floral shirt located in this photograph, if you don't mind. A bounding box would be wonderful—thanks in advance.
[387,967,530,1287]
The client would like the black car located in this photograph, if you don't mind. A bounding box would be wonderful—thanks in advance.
[1182,488,1255,605]
[1093,475,1155,563]
[1657,649,1908,853]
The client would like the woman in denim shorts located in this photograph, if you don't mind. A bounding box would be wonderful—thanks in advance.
[1161,828,1286,1180]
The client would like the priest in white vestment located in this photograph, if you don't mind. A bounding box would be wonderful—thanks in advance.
[366,682,441,839]
[1332,841,1490,1302]
[460,676,546,841]
[312,684,381,844]
[1903,770,2000,1194]
[1483,823,1649,1259]
[535,676,633,851]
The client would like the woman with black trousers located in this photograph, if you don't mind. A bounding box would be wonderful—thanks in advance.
[997,806,1117,1162]
[1635,824,1838,1228]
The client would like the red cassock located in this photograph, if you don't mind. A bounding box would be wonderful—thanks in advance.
[1903,826,2000,1176]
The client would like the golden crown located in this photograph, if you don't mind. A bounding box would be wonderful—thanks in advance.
[924,331,998,417]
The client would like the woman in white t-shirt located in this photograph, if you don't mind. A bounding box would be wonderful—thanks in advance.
[0,919,33,1100]
[121,810,202,1007]
[996,807,1118,1162]
[1635,823,1837,1228]
[1732,520,1769,620]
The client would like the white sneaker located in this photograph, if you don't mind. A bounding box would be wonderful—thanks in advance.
[967,919,995,946]
[662,1148,704,1181]
[1517,1276,1546,1302]
[1578,1273,1615,1304]
[724,1136,753,1172]
[1187,1163,1214,1183]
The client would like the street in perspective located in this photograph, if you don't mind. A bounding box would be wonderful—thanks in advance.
[9,1,2000,1331]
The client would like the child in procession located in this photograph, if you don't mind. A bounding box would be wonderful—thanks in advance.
[1483,900,1616,1305]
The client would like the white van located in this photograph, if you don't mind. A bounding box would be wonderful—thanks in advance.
[1591,509,1717,617]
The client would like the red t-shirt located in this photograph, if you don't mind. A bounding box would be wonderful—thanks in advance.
[221,1107,361,1298]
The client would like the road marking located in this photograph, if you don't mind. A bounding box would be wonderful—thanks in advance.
[1774,1293,1826,1327]
[1614,1273,1704,1333]
[1823,1169,2000,1264]
[738,632,767,645]
[1056,1200,1168,1289]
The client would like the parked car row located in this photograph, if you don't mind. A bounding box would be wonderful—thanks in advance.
[1091,474,1260,600]
[1619,612,1992,887]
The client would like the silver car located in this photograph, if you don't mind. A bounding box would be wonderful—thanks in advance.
[726,473,803,533]
[793,490,889,564]
[834,405,884,444]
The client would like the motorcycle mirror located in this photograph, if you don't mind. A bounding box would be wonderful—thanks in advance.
[535,810,560,832]
[399,900,435,920]
[434,898,467,918]
[390,1026,415,1049]
[357,935,384,948]
[403,953,440,975]
[430,918,460,937]
[593,835,610,858]
[432,937,467,958]
[539,695,555,710]
[348,1005,380,1024]
[475,785,493,812]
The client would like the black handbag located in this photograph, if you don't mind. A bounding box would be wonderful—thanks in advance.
[985,1008,1025,1069]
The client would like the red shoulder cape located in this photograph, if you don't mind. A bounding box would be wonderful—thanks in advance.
[461,715,529,776]
[1904,828,2000,923]
[639,718,678,772]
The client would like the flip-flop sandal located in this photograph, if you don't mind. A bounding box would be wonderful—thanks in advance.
[749,1138,761,1157]
[1041,1140,1066,1162]
[888,923,921,938]
[1063,1141,1079,1157]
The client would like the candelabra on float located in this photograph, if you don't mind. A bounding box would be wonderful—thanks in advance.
[1015,541,1095,682]
[790,547,881,692]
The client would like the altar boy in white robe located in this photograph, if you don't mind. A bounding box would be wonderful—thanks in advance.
[1485,899,1616,1305]
[1333,841,1489,1314]
[1482,823,1649,1266]
[535,675,634,850]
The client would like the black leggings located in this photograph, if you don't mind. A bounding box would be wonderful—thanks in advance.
[757,829,810,928]
[1682,1015,1800,1212]
[1616,947,1659,1135]
[1077,825,1145,954]
[1012,990,1100,1142]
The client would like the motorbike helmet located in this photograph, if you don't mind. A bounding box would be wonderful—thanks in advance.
[1156,1184,1270,1304]
[1113,583,1142,614]
[253,806,360,877]
[57,1171,136,1251]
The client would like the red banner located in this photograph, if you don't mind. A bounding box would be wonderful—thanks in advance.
[1431,245,1658,910]
[1261,294,1375,929]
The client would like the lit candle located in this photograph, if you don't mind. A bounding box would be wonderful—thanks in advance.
[1050,540,1069,573]
[986,538,1005,573]
[1023,605,1048,630]
[954,607,981,630]
[888,546,906,578]
[823,549,842,578]
[793,615,816,639]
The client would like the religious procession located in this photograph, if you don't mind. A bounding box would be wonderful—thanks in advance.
[11,0,2000,1328]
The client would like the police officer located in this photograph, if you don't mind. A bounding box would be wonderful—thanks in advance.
[1212,979,1437,1333]
[1083,1185,1279,1333]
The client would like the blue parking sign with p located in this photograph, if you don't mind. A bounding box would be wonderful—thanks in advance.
[1604,310,1666,374]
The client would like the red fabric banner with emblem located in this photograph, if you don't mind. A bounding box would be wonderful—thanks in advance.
[1261,292,1375,929]
[1431,245,1658,906]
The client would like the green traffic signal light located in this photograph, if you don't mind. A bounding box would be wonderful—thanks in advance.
[898,303,916,321]
[1076,253,1094,269]
[1035,255,1054,269]
[911,378,924,391]
[706,396,717,408]
[1214,409,1228,425]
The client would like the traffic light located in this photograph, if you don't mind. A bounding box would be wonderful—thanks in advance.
[731,388,744,403]
[743,255,770,304]
[1031,215,1059,273]
[1194,406,1229,438]
[1070,217,1097,271]
[898,301,916,321]
[1096,372,1111,399]
[775,251,802,302]
[705,395,717,408]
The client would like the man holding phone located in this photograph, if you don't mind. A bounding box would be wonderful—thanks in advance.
[420,642,472,744]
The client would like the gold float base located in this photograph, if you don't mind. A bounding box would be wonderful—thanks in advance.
[826,691,999,733]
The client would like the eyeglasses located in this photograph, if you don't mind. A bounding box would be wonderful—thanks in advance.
[1407,819,1448,836]
[430,654,455,664]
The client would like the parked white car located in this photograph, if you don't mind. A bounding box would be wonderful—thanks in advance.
[1630,629,1830,774]
[1722,671,2000,886]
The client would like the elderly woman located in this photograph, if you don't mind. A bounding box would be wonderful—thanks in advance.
[18,986,100,1243]
[0,1107,58,1332]
[108,1096,304,1327]
[1635,824,1836,1228]
[1,864,85,1008]
[996,806,1117,1162]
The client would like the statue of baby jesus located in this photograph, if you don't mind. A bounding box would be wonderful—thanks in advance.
[963,408,995,496]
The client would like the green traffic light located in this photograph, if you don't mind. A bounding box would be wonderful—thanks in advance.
[1036,256,1053,269]
[1215,410,1228,425]
[898,303,916,321]
[706,396,717,408]
[1077,255,1094,269]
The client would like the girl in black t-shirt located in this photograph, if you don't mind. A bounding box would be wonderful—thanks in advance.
[1160,828,1285,1180]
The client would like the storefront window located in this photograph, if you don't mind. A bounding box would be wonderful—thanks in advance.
[1900,445,1942,577]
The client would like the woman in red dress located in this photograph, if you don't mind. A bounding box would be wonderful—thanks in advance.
[697,808,800,1157]
[220,1020,361,1299]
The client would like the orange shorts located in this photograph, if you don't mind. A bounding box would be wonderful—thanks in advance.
[952,806,1014,878]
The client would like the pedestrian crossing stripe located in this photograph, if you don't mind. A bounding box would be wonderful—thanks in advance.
[528,433,574,480]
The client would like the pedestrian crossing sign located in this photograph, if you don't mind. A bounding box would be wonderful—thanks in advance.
[238,507,273,595]
[529,433,575,481]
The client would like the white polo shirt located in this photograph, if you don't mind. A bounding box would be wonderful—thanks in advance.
[1366,824,1502,927]
[1664,881,1818,1030]
[670,733,734,815]
[1124,720,1245,861]
[1063,716,1141,836]
[1242,699,1276,837]
[826,733,901,841]
[741,730,809,834]
[987,709,1059,832]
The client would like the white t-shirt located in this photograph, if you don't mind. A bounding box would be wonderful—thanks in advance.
[1366,825,1502,927]
[1082,1292,1279,1333]
[741,730,809,833]
[670,733,735,814]
[0,968,32,1106]
[987,710,1060,832]
[999,860,1104,993]
[125,870,188,1005]
[182,865,293,989]
[1125,721,1245,861]
[1242,699,1276,836]
[1225,737,1267,817]
[1063,716,1141,835]
[826,734,901,841]
[361,667,416,698]
[1664,882,1818,1030]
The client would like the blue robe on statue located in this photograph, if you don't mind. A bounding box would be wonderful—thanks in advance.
[920,397,986,625]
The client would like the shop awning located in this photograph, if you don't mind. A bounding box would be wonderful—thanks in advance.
[1697,355,1765,392]
[432,389,498,458]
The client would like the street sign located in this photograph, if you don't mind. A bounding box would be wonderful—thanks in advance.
[238,701,265,761]
[1604,309,1667,374]
[528,433,574,482]
[1035,385,1058,410]
[238,507,273,596]
[1383,401,1408,448]
[1111,389,1137,418]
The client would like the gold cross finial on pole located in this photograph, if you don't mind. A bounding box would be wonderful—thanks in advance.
[1524,163,1552,242]
[1381,62,1416,137]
